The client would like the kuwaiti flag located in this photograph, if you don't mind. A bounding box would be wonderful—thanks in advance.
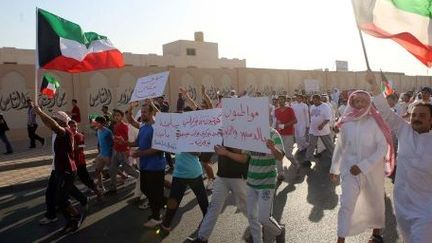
[37,8,124,73]
[380,71,394,97]
[352,0,432,67]
[40,72,60,98]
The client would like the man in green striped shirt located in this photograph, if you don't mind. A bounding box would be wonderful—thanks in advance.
[247,127,285,243]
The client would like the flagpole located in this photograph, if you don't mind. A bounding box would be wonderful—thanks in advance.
[350,0,371,71]
[357,26,371,71]
[35,7,39,104]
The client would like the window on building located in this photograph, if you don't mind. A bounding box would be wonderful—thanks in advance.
[186,48,196,56]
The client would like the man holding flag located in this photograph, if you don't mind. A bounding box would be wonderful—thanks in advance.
[366,71,432,243]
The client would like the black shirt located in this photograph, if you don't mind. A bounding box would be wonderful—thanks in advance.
[216,149,249,179]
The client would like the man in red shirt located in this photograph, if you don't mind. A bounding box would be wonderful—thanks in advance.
[108,109,139,193]
[70,99,81,123]
[68,120,102,200]
[274,95,297,180]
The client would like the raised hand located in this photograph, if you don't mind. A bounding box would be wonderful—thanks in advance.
[365,71,380,95]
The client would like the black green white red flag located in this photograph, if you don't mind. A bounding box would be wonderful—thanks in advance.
[40,72,60,98]
[37,8,124,73]
[352,0,432,67]
[380,71,394,97]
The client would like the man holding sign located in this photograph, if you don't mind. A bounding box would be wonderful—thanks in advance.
[246,128,286,243]
[127,102,166,228]
[221,97,286,243]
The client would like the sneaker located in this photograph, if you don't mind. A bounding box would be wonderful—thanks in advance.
[189,238,208,243]
[206,179,214,191]
[39,217,58,225]
[156,224,171,238]
[138,200,150,210]
[143,218,162,228]
[275,224,286,243]
[368,234,384,243]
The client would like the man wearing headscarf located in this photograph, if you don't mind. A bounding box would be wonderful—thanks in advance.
[366,72,432,243]
[329,90,394,243]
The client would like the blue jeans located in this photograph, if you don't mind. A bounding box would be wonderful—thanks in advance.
[0,132,12,153]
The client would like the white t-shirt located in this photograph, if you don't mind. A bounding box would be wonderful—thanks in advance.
[309,103,332,136]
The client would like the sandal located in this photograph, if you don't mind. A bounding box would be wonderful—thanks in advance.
[368,234,384,243]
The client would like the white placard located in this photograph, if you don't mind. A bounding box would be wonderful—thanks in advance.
[151,109,223,153]
[304,79,320,93]
[129,71,169,102]
[152,112,178,153]
[177,109,223,152]
[222,97,270,153]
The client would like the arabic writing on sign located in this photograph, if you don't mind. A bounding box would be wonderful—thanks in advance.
[192,140,211,147]
[130,71,169,102]
[153,139,177,151]
[152,109,222,153]
[152,112,177,153]
[178,129,221,139]
[89,88,112,107]
[182,115,221,127]
[177,109,222,152]
[221,97,270,153]
[223,126,267,143]
[223,103,259,122]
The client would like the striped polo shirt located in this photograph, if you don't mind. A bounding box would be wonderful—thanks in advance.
[247,128,284,189]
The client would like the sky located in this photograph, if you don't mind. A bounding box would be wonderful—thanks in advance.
[0,0,430,76]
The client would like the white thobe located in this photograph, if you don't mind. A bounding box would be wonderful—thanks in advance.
[291,102,310,150]
[373,95,432,243]
[331,116,387,237]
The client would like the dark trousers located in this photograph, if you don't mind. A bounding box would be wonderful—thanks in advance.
[140,170,165,220]
[0,132,13,152]
[77,165,97,191]
[45,170,87,220]
[165,152,174,168]
[162,176,209,228]
[27,124,44,147]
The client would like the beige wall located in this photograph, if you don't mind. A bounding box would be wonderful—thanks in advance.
[1,64,431,141]
[1,45,246,69]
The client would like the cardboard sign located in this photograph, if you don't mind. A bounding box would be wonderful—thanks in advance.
[222,97,270,153]
[152,112,178,153]
[152,109,223,153]
[177,109,222,152]
[129,71,169,102]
